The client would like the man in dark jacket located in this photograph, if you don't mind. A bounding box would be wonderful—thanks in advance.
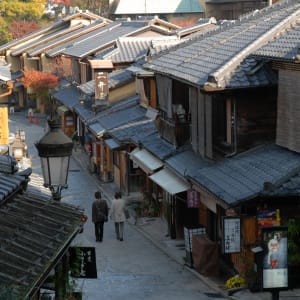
[92,191,108,242]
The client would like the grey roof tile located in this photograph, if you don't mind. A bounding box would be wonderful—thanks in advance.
[142,134,176,160]
[97,103,146,130]
[52,86,80,109]
[253,21,300,61]
[0,191,83,298]
[189,144,300,206]
[165,149,212,177]
[143,0,300,88]
[109,117,157,143]
[60,21,149,58]
[73,102,95,121]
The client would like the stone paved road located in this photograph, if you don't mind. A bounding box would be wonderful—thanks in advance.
[9,111,229,300]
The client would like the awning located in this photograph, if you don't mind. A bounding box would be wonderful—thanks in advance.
[130,148,163,174]
[105,138,120,150]
[150,168,190,195]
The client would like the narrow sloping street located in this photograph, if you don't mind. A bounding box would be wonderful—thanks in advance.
[8,110,229,300]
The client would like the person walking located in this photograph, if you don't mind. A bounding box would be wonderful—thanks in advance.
[110,191,126,241]
[92,191,108,242]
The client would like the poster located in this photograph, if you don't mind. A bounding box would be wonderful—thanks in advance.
[222,217,241,254]
[262,226,288,289]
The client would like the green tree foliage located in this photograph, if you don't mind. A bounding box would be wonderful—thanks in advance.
[0,0,46,22]
[0,17,12,44]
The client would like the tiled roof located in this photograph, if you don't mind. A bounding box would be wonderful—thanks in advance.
[59,20,149,58]
[113,0,204,14]
[95,100,145,130]
[0,174,26,201]
[11,23,86,57]
[73,102,96,121]
[142,133,176,160]
[109,117,157,143]
[45,21,123,57]
[86,95,140,134]
[0,191,84,298]
[52,86,80,109]
[253,20,300,61]
[165,148,212,177]
[27,20,109,57]
[226,57,277,89]
[0,12,104,54]
[78,69,134,96]
[189,144,300,206]
[143,0,300,90]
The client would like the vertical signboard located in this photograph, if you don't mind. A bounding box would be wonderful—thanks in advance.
[187,189,200,208]
[0,106,8,144]
[95,72,108,100]
[222,217,241,253]
[262,226,288,289]
[69,247,97,278]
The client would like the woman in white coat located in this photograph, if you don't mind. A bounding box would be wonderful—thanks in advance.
[110,191,126,241]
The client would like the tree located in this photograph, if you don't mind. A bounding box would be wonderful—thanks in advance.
[9,20,41,39]
[19,69,59,95]
[18,69,59,113]
[0,0,46,22]
[0,17,12,44]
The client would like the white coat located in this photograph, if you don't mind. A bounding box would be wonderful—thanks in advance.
[110,197,126,222]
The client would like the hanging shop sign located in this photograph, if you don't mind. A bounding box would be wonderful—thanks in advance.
[69,247,97,279]
[222,217,241,254]
[187,189,200,208]
[262,226,288,290]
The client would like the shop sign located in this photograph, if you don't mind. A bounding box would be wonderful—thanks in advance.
[262,226,288,289]
[95,72,108,100]
[69,247,97,278]
[222,217,241,254]
[187,189,200,208]
[257,209,281,239]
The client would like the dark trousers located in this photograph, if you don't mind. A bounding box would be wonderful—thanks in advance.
[94,222,104,241]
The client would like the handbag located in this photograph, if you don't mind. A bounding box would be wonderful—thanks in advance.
[124,208,130,219]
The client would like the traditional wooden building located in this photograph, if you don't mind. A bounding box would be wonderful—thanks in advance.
[139,0,300,285]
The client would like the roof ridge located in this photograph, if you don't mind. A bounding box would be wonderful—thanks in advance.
[204,6,300,90]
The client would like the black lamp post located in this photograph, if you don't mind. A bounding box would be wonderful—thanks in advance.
[35,117,73,200]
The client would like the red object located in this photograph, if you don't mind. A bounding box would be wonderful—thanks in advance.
[35,116,39,124]
[29,115,32,123]
[271,259,278,269]
[81,215,88,223]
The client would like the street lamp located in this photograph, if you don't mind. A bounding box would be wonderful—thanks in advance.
[11,134,26,161]
[35,117,73,200]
